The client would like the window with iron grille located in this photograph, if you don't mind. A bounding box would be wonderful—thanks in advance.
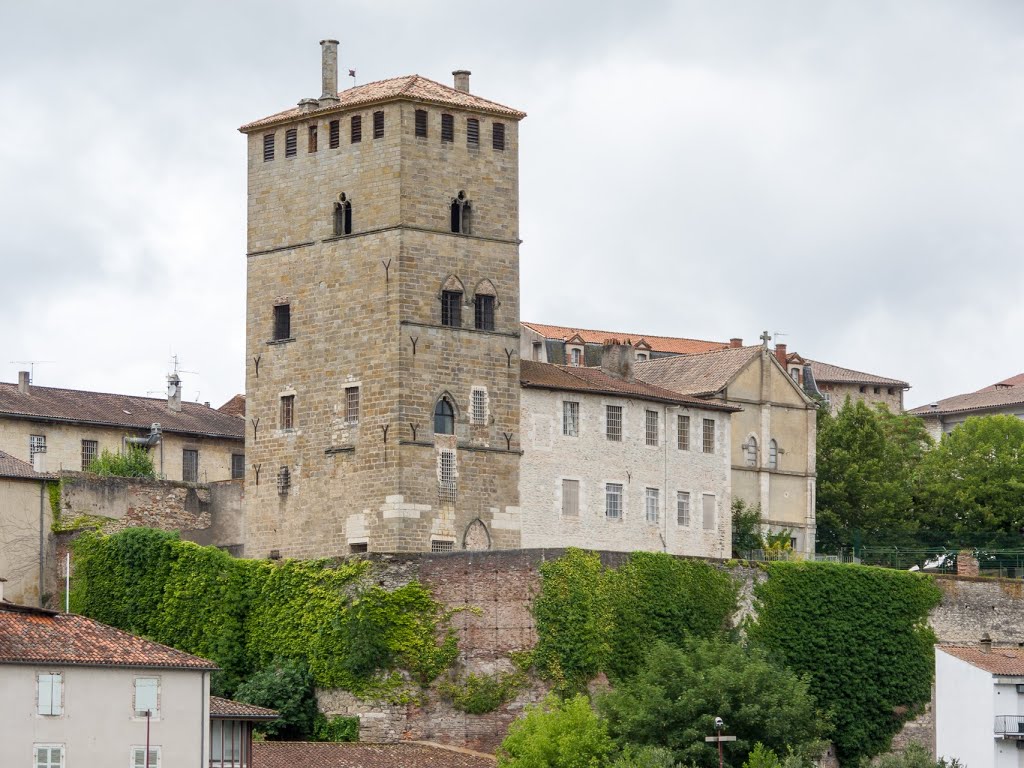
[563,401,579,437]
[37,673,63,716]
[285,128,297,157]
[373,110,384,139]
[351,115,362,143]
[280,395,295,430]
[345,386,360,424]
[263,133,275,161]
[441,290,462,326]
[434,398,455,435]
[308,124,318,152]
[431,539,455,553]
[273,303,291,340]
[474,294,494,330]
[329,119,340,148]
[182,449,199,482]
[562,479,579,516]
[81,440,98,471]
[349,542,368,553]
[645,410,659,446]
[492,122,505,150]
[471,388,487,425]
[231,453,245,480]
[702,418,715,453]
[415,109,428,138]
[677,414,690,450]
[277,466,290,495]
[677,491,690,526]
[466,118,479,146]
[605,483,623,519]
[702,493,716,530]
[606,406,622,441]
[438,450,456,504]
[645,487,660,523]
[29,434,46,458]
[34,745,64,768]
[441,113,454,143]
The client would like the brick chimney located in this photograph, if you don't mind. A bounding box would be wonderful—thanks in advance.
[775,343,787,367]
[601,340,635,381]
[18,371,30,395]
[452,70,471,93]
[729,338,743,349]
[319,39,340,105]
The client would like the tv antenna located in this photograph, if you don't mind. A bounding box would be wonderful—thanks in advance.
[9,360,55,383]
[168,354,199,377]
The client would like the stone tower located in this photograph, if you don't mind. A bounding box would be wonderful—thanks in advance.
[239,42,525,558]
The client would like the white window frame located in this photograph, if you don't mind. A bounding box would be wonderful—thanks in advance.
[561,478,580,517]
[34,744,64,768]
[569,347,582,367]
[606,405,622,442]
[36,672,63,716]
[562,401,579,437]
[131,745,161,768]
[471,387,488,425]
[676,491,690,526]
[133,676,160,719]
[645,487,660,523]
[645,410,659,447]
[605,483,623,520]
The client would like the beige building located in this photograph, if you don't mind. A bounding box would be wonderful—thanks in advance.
[908,373,1024,440]
[0,372,244,482]
[0,451,51,606]
[520,321,730,365]
[519,347,737,557]
[782,348,909,414]
[240,43,525,558]
[636,341,818,553]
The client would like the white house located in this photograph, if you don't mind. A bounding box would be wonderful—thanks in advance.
[936,641,1024,767]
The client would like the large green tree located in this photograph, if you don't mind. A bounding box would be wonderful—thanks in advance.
[815,399,932,551]
[498,694,614,768]
[915,414,1024,538]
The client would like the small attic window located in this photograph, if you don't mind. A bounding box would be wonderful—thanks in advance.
[373,110,384,139]
[415,109,428,138]
[466,118,479,147]
[329,120,340,148]
[263,133,275,162]
[492,122,505,150]
[285,128,297,157]
[441,114,454,143]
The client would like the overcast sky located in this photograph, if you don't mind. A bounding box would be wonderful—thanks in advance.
[2,1,1022,409]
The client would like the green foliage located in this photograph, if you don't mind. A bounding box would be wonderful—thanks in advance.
[312,714,359,742]
[732,499,765,555]
[87,446,157,478]
[915,414,1024,535]
[48,481,62,518]
[816,400,933,552]
[869,743,964,768]
[598,640,828,768]
[235,658,319,740]
[439,670,526,714]
[609,745,679,768]
[748,562,942,766]
[498,694,614,768]
[744,744,781,768]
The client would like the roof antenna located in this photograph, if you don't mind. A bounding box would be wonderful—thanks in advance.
[9,361,55,384]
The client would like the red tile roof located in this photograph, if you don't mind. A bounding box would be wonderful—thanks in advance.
[0,449,47,480]
[980,373,1024,391]
[0,381,244,440]
[907,385,1024,418]
[209,695,279,720]
[800,358,909,388]
[635,346,765,398]
[520,361,739,411]
[938,645,1024,675]
[0,603,217,670]
[218,394,246,418]
[241,75,526,132]
[252,742,495,768]
[522,322,729,356]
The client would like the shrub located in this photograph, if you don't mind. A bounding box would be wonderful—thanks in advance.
[87,446,156,478]
[234,658,319,740]
[498,694,614,768]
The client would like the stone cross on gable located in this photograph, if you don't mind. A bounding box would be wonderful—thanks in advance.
[760,330,772,347]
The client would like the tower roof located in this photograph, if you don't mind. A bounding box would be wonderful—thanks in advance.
[240,74,526,133]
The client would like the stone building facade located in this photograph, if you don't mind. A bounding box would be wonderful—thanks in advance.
[782,349,909,414]
[240,43,525,558]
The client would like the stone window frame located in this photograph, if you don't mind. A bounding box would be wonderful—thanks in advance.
[284,127,298,158]
[441,113,454,143]
[262,132,274,162]
[308,124,318,153]
[677,414,690,451]
[492,122,505,151]
[372,110,384,139]
[470,387,488,426]
[450,190,472,234]
[329,119,340,148]
[350,114,362,143]
[277,466,291,495]
[414,108,428,138]
[466,117,480,147]
[333,193,353,236]
[231,453,245,480]
[433,394,457,435]
[472,279,498,331]
[768,439,779,470]
[431,538,455,553]
[743,434,758,467]
[345,385,360,425]
[279,394,296,431]
[702,418,715,454]
[81,439,99,471]
[439,274,465,327]
[272,302,292,342]
[562,400,579,437]
[702,493,717,531]
[606,404,623,442]
[568,346,583,367]
[437,450,457,505]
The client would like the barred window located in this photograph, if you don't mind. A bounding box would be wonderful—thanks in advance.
[280,395,295,430]
[308,124,318,152]
[182,449,199,483]
[441,113,454,143]
[441,290,462,327]
[562,479,579,516]
[492,122,505,150]
[605,483,623,519]
[329,119,340,148]
[562,401,579,437]
[231,453,245,480]
[373,110,384,139]
[471,388,487,425]
[431,539,455,553]
[351,115,362,143]
[345,386,360,424]
[677,491,690,526]
[606,405,622,441]
[702,418,715,453]
[645,410,658,446]
[439,450,456,504]
[273,304,291,340]
[677,414,690,450]
[645,487,660,523]
[415,109,428,138]
[466,117,479,146]
[81,439,98,471]
[285,128,297,157]
[263,133,274,161]
[277,466,290,495]
[30,434,46,458]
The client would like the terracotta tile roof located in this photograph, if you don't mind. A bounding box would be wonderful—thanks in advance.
[209,695,279,720]
[801,359,909,388]
[241,75,525,132]
[0,381,244,440]
[252,742,495,768]
[0,449,47,480]
[522,322,729,356]
[907,385,1024,418]
[980,373,1024,391]
[938,645,1024,675]
[635,346,763,397]
[0,603,218,670]
[218,394,246,418]
[520,361,738,411]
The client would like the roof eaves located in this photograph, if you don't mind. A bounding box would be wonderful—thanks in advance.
[0,410,243,441]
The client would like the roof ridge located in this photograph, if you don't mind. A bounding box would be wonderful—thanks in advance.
[523,321,726,347]
[0,380,214,410]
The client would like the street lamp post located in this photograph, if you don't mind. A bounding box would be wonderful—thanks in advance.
[704,717,736,768]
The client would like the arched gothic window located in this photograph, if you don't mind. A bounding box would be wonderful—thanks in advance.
[745,436,758,467]
[450,191,472,234]
[333,193,352,236]
[768,439,779,470]
[434,397,455,435]
[440,275,464,327]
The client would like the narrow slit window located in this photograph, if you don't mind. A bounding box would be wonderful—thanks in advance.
[373,110,384,139]
[182,449,198,483]
[492,122,505,150]
[334,194,352,236]
[351,115,362,143]
[308,124,318,152]
[466,118,479,146]
[441,113,454,143]
[329,119,340,148]
[263,133,275,162]
[441,290,462,327]
[345,386,360,424]
[745,436,758,467]
[285,128,297,157]
[273,304,291,340]
[450,191,471,234]
[474,294,494,330]
[415,109,428,138]
[768,439,778,470]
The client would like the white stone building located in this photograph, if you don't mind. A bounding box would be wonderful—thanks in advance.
[519,347,737,558]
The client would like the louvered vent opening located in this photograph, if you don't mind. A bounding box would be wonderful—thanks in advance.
[466,118,479,146]
[285,128,297,157]
[441,114,454,143]
[329,120,340,148]
[263,133,275,162]
[415,109,428,138]
[351,115,362,143]
[492,122,505,151]
[373,110,384,139]
[308,125,318,153]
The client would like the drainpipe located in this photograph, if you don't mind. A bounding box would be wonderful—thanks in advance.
[39,480,46,608]
[663,404,669,553]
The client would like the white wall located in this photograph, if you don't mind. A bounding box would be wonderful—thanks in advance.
[0,664,210,768]
[935,649,997,767]
[520,387,731,557]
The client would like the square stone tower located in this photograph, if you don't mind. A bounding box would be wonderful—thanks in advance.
[239,42,525,558]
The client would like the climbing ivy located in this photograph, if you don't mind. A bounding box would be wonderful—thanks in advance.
[747,562,942,766]
[439,670,527,714]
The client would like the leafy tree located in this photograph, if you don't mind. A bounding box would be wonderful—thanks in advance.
[815,400,932,552]
[610,745,678,768]
[732,499,764,556]
[234,658,319,740]
[871,743,964,768]
[498,694,614,768]
[87,446,157,478]
[915,415,1024,537]
[598,640,828,768]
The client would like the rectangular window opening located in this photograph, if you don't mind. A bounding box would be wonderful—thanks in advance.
[34,745,64,768]
[492,122,506,150]
[231,453,245,480]
[471,389,487,425]
[81,439,98,471]
[273,303,291,340]
[134,677,159,718]
[645,410,659,446]
[562,479,579,516]
[351,115,362,143]
[280,395,295,430]
[37,673,63,716]
[441,113,454,143]
[441,290,462,327]
[262,133,275,162]
[285,128,297,157]
[702,418,715,453]
[677,491,691,526]
[677,414,690,450]
[182,449,198,483]
[415,109,428,138]
[132,746,160,768]
[562,401,579,437]
[345,386,360,425]
[329,119,340,148]
[605,483,623,519]
[466,117,479,146]
[703,494,716,530]
[474,294,495,331]
[349,542,368,554]
[606,405,622,441]
[645,487,660,523]
[373,110,384,139]
[431,539,455,553]
[438,449,457,504]
[308,124,318,152]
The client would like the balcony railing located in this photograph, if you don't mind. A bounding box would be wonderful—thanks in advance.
[994,715,1024,737]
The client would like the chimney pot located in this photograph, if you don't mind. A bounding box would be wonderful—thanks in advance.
[167,373,182,413]
[452,70,471,93]
[319,39,340,105]
[981,633,993,653]
[729,338,743,349]
[17,371,30,395]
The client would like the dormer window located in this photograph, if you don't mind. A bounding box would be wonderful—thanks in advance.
[450,191,472,234]
[570,348,582,367]
[636,352,648,362]
[333,193,352,236]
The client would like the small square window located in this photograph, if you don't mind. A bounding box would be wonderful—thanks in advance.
[285,128,297,157]
[81,439,99,471]
[182,449,198,483]
[273,304,291,340]
[262,133,275,162]
[329,119,340,148]
[132,746,160,768]
[492,122,505,150]
[34,745,64,768]
[231,453,245,480]
[345,386,360,425]
[606,406,622,442]
[562,479,579,516]
[373,110,384,139]
[37,672,63,716]
[677,491,690,526]
[605,483,623,519]
[645,487,660,523]
[677,415,690,451]
[415,109,428,138]
[563,401,579,437]
[351,115,362,143]
[645,410,659,446]
[134,676,159,718]
[702,419,715,454]
[280,395,295,430]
